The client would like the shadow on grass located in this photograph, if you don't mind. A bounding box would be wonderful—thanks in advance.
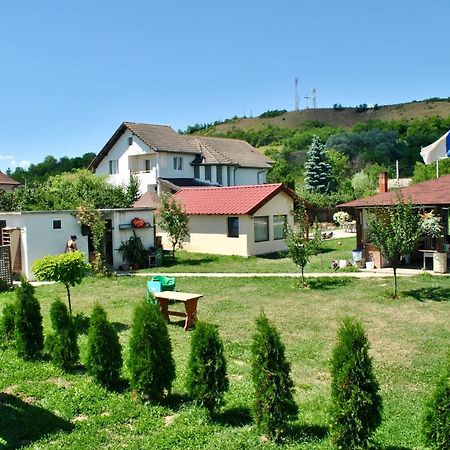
[0,393,73,448]
[215,406,252,427]
[381,446,412,450]
[256,251,288,260]
[307,277,355,290]
[112,322,129,332]
[163,393,191,411]
[287,423,328,443]
[403,287,450,302]
[163,255,219,267]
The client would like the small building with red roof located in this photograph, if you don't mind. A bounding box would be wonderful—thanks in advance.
[161,183,296,256]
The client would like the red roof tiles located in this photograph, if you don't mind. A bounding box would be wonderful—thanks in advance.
[173,184,295,215]
[340,174,450,208]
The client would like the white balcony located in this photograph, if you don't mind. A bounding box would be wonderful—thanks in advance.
[130,170,157,192]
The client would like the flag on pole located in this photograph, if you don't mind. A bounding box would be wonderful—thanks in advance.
[420,130,450,165]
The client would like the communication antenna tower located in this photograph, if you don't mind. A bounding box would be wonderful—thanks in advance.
[294,78,300,111]
[304,93,311,109]
[312,88,317,109]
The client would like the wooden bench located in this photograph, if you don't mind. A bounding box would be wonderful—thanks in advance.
[153,291,203,331]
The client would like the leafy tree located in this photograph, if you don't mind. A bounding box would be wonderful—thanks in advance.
[45,299,79,370]
[126,173,141,205]
[14,280,44,360]
[186,321,229,414]
[285,206,322,286]
[422,352,450,450]
[368,194,422,297]
[330,317,382,449]
[156,193,189,260]
[251,311,297,441]
[127,302,175,402]
[0,303,16,341]
[303,136,333,193]
[32,251,90,314]
[86,304,123,388]
[351,171,377,198]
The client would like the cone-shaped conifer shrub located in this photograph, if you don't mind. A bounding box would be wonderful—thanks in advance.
[127,302,175,402]
[1,303,16,341]
[251,311,298,441]
[14,279,44,360]
[86,304,122,388]
[45,299,79,370]
[422,353,450,450]
[186,321,229,414]
[330,317,382,449]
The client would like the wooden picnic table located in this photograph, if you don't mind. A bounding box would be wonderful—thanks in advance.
[153,291,203,331]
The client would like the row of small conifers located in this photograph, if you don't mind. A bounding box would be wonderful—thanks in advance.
[1,280,449,449]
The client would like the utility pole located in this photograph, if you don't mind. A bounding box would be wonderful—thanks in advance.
[312,88,317,109]
[294,78,300,111]
[304,94,311,109]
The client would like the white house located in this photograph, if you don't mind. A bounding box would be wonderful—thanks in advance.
[89,122,273,203]
[0,208,155,280]
[161,183,296,257]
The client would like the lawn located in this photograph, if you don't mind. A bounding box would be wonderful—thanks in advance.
[144,237,356,273]
[0,273,448,449]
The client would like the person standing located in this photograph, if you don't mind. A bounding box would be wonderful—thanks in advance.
[65,235,78,253]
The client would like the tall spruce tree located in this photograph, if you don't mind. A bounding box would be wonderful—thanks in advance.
[304,135,333,194]
[86,304,123,388]
[127,302,175,402]
[14,280,44,360]
[330,317,382,449]
[251,311,298,441]
[186,321,229,414]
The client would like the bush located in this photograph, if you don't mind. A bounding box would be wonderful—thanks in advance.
[186,321,229,414]
[127,302,175,402]
[0,303,16,341]
[14,280,44,360]
[330,317,382,449]
[45,299,79,370]
[0,278,11,293]
[250,311,298,441]
[86,304,122,388]
[422,354,450,449]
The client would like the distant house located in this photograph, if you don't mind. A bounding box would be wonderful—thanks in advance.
[159,183,295,257]
[0,171,20,191]
[89,122,273,197]
[339,174,450,269]
[0,208,155,280]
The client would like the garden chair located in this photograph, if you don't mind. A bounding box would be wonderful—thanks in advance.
[150,275,176,291]
[146,280,161,304]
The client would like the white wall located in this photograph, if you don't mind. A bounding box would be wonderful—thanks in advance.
[107,208,155,268]
[157,152,196,179]
[247,191,294,255]
[234,168,267,186]
[0,211,88,280]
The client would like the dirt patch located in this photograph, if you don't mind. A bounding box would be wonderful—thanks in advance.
[72,414,89,423]
[46,377,74,388]
[164,413,178,426]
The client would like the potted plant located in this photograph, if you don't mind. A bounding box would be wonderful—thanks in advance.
[117,231,148,269]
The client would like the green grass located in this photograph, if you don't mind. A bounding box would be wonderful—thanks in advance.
[0,274,449,449]
[144,237,356,273]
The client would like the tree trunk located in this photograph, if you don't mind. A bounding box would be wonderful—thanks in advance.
[65,283,72,315]
[301,267,305,286]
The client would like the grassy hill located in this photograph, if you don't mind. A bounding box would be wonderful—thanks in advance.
[201,99,450,134]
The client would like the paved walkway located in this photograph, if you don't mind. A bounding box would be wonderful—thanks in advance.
[134,267,444,278]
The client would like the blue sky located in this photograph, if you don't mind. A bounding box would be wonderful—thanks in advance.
[0,0,449,171]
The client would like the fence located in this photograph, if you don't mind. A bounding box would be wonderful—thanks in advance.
[0,245,12,286]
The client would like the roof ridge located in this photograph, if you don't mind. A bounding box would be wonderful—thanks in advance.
[124,122,173,129]
[194,138,236,165]
[177,183,282,192]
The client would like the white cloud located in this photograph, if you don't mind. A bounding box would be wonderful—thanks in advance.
[10,160,31,170]
[0,155,14,161]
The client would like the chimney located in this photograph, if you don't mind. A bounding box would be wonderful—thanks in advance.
[378,172,388,193]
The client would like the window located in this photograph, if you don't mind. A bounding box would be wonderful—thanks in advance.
[128,136,133,146]
[173,157,183,170]
[145,158,156,171]
[227,166,232,186]
[273,215,287,240]
[194,165,200,179]
[216,165,223,185]
[205,165,211,181]
[227,217,239,238]
[53,220,62,230]
[109,160,118,174]
[254,216,269,242]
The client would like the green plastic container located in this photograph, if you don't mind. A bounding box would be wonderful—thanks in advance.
[150,275,175,291]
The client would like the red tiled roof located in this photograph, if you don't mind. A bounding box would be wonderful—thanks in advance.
[173,184,295,215]
[0,171,20,185]
[340,174,450,208]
